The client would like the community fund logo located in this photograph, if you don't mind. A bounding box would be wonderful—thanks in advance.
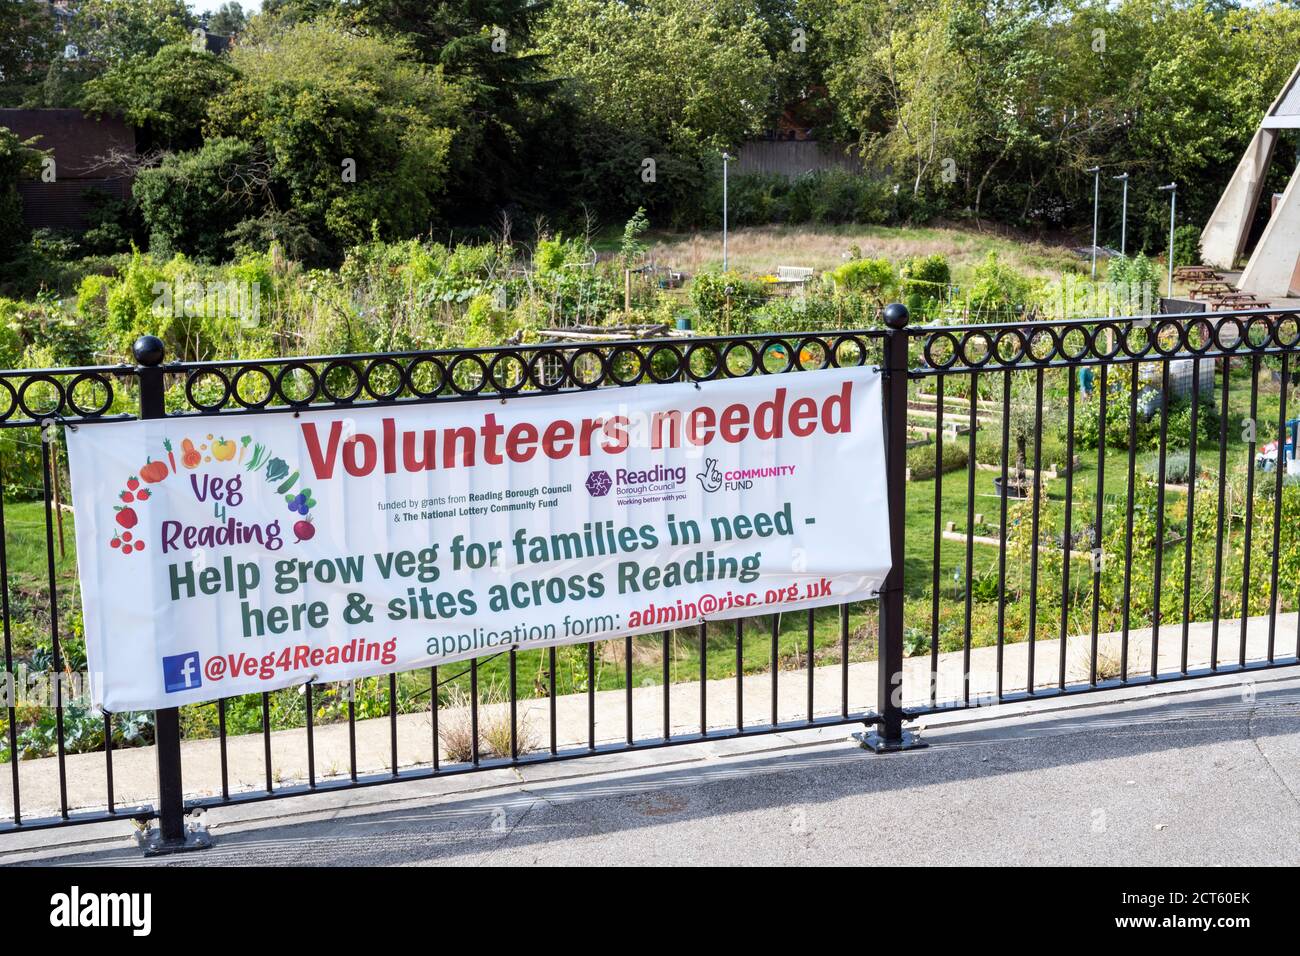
[697,459,797,493]
[49,886,152,936]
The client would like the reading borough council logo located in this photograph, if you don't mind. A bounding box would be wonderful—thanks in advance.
[585,470,613,497]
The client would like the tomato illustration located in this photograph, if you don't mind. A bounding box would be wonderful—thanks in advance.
[140,459,169,483]
[115,506,138,529]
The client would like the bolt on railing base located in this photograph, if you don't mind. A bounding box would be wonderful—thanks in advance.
[853,728,927,753]
[135,818,212,856]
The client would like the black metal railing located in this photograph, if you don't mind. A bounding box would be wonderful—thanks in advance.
[3,305,1300,850]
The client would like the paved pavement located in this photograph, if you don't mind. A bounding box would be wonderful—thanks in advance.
[5,613,1293,821]
[6,670,1300,866]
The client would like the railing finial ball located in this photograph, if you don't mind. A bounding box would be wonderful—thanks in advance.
[882,302,910,330]
[133,335,165,367]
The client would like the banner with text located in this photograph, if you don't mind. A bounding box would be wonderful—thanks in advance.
[66,366,890,711]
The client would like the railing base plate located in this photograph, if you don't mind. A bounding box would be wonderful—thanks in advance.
[853,729,927,753]
[136,821,212,856]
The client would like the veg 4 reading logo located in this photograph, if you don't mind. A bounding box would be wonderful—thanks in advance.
[162,651,201,693]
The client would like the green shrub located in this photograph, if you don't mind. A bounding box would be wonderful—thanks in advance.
[907,439,968,480]
[828,257,894,299]
[1172,224,1202,268]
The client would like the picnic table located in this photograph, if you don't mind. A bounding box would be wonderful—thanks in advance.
[1190,279,1234,299]
[1212,294,1271,311]
[1176,266,1220,282]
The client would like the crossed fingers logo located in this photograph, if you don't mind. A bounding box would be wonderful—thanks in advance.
[697,457,722,493]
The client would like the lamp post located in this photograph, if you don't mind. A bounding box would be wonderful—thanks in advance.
[1158,182,1177,296]
[722,151,732,272]
[1113,172,1129,257]
[1086,166,1101,280]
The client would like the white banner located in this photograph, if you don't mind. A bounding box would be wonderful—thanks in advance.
[66,366,890,711]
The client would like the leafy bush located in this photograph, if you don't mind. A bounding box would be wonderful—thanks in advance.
[133,137,261,262]
[907,439,968,480]
[1150,451,1191,484]
[964,252,1035,320]
[1172,224,1202,268]
[828,257,894,299]
[690,271,766,331]
[1157,396,1220,452]
[708,169,894,227]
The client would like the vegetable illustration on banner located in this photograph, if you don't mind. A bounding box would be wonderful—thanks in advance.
[66,366,891,712]
[103,430,321,557]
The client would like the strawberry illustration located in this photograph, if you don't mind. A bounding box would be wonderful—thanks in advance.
[120,490,135,503]
[126,476,140,491]
[136,488,150,501]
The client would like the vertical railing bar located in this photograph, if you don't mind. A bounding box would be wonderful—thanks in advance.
[995,370,1012,701]
[305,683,316,788]
[1267,353,1289,663]
[735,618,744,731]
[469,660,481,766]
[929,372,944,707]
[1212,353,1231,670]
[839,604,849,718]
[1151,360,1171,679]
[662,630,670,741]
[806,608,815,721]
[547,647,557,756]
[962,371,979,704]
[103,711,115,813]
[698,622,708,736]
[218,699,230,798]
[510,647,519,761]
[1089,363,1107,686]
[389,672,399,777]
[770,614,779,725]
[0,465,22,824]
[347,687,357,782]
[40,433,68,818]
[586,642,595,750]
[1121,365,1139,681]
[430,666,440,770]
[1240,355,1260,668]
[1027,367,1044,694]
[1180,358,1202,674]
[624,636,633,747]
[1058,370,1077,690]
[261,692,273,794]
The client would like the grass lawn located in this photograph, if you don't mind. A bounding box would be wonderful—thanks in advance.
[645,222,1083,283]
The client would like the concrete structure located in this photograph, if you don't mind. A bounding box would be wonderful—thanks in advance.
[1202,60,1300,296]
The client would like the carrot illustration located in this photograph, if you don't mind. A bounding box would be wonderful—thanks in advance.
[163,438,177,473]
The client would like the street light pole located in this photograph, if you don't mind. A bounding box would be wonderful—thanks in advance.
[1158,182,1177,296]
[1086,166,1100,280]
[1113,172,1129,257]
[722,152,731,272]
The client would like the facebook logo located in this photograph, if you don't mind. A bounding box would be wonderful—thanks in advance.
[162,652,202,693]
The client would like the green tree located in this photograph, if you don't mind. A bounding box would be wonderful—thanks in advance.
[0,0,57,106]
[0,126,42,259]
[205,16,467,260]
[205,2,248,35]
[81,42,236,150]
